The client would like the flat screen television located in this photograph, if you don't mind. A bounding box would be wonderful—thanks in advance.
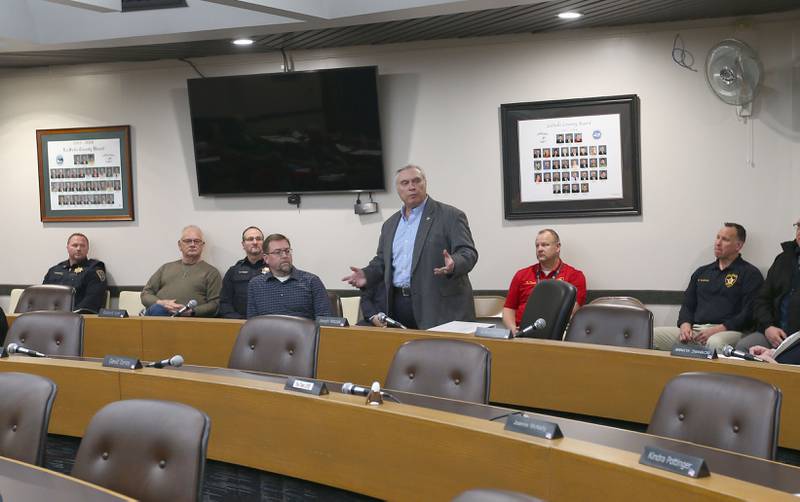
[187,66,385,195]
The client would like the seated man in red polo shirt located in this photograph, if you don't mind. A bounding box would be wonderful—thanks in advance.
[502,228,587,335]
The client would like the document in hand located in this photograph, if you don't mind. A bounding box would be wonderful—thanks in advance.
[772,330,800,363]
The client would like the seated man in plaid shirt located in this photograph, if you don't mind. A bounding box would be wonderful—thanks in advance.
[246,233,332,320]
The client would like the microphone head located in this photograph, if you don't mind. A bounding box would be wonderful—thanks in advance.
[341,382,354,394]
[169,355,184,367]
[5,343,18,354]
[377,313,387,322]
[370,381,381,392]
[722,345,734,357]
[534,318,547,329]
[187,299,198,309]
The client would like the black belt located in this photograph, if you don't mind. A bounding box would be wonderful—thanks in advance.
[393,286,412,297]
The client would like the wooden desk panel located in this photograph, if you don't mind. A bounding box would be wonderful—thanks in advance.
[139,317,240,367]
[1,357,793,501]
[11,316,800,451]
[119,371,546,500]
[0,455,133,501]
[316,326,800,450]
[82,316,142,359]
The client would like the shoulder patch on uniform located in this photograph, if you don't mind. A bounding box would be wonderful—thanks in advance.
[96,269,106,282]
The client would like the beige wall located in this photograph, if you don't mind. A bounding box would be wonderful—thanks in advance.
[0,13,798,321]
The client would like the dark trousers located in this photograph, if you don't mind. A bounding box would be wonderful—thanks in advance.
[391,289,418,330]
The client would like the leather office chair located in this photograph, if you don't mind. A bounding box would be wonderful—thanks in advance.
[474,295,506,318]
[453,489,544,502]
[385,339,491,404]
[8,288,24,313]
[0,372,57,466]
[228,315,319,377]
[118,290,145,316]
[14,285,74,313]
[647,372,782,460]
[340,296,361,326]
[517,279,576,340]
[564,303,653,349]
[5,311,84,357]
[589,296,645,308]
[327,291,343,317]
[72,399,211,502]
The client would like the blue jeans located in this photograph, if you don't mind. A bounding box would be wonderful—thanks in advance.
[144,303,172,317]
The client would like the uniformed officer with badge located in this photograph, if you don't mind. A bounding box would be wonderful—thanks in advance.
[653,223,764,351]
[43,233,108,313]
[218,226,269,319]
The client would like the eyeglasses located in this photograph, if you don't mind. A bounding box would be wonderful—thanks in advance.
[267,248,292,257]
[794,222,800,230]
[181,239,204,245]
[243,236,264,242]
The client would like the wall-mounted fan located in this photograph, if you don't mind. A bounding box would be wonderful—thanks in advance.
[705,39,762,117]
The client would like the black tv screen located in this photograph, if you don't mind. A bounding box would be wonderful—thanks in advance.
[187,66,385,195]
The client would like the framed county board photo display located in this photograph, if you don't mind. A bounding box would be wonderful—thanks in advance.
[37,125,134,222]
[501,95,641,219]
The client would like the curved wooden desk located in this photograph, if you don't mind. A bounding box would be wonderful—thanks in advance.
[0,455,132,501]
[10,315,800,449]
[0,356,798,501]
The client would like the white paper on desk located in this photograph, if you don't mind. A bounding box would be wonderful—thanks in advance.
[428,321,495,334]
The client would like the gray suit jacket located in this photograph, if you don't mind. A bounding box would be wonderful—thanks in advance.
[363,197,478,329]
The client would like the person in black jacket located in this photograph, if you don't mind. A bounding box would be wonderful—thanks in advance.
[737,219,800,352]
[43,233,108,313]
[218,226,268,319]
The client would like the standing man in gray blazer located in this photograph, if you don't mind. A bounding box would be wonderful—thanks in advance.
[343,165,478,329]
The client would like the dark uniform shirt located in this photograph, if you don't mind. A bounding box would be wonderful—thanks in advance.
[677,255,764,331]
[43,258,108,313]
[218,257,268,319]
[246,267,332,320]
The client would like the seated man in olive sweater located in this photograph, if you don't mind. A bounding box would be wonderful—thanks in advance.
[141,225,222,317]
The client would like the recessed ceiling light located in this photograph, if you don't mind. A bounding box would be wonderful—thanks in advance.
[233,38,254,46]
[558,12,582,20]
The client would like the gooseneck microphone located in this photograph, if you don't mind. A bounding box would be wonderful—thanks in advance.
[146,355,184,368]
[341,382,371,396]
[171,299,198,318]
[517,318,547,337]
[722,345,764,362]
[377,313,407,329]
[6,343,46,358]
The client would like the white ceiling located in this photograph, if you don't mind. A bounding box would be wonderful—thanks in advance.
[1,0,549,50]
[1,0,797,68]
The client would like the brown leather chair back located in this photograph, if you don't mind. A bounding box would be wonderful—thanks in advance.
[518,279,576,340]
[647,372,782,460]
[72,399,211,502]
[385,339,491,404]
[564,303,653,349]
[589,296,645,308]
[0,372,57,466]
[453,489,544,502]
[327,291,343,317]
[228,315,319,377]
[5,311,84,356]
[14,285,74,313]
